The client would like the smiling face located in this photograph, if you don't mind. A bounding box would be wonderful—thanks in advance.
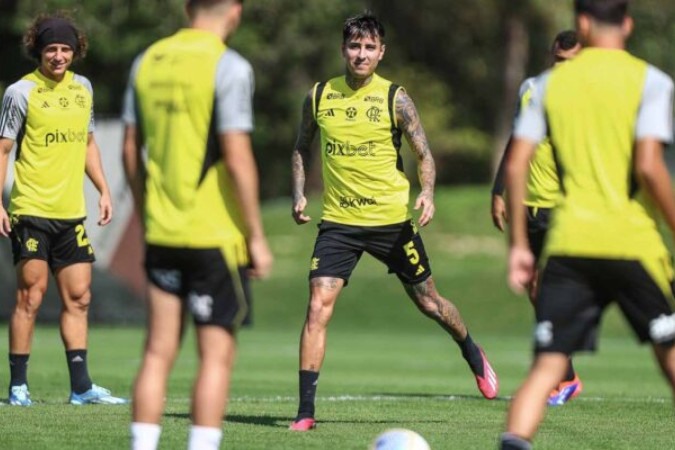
[341,33,385,81]
[39,43,74,81]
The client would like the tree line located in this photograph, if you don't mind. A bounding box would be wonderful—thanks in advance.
[1,0,673,198]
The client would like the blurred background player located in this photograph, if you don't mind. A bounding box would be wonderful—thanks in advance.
[0,12,124,406]
[289,12,498,431]
[490,30,583,406]
[122,0,272,449]
[500,0,675,448]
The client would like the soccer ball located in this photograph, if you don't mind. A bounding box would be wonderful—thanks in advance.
[370,428,431,450]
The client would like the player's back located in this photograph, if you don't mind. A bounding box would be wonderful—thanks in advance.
[133,29,247,252]
[542,48,672,260]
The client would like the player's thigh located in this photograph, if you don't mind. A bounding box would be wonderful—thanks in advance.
[308,221,363,285]
[145,284,184,358]
[535,257,604,355]
[15,258,50,295]
[368,220,431,285]
[53,263,92,302]
[613,259,675,344]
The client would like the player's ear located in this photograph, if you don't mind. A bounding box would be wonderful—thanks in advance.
[575,14,590,43]
[378,43,386,61]
[621,16,634,39]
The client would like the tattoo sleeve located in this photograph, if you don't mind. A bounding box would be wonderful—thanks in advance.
[396,90,436,196]
[291,91,318,203]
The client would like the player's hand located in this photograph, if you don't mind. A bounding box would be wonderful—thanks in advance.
[98,191,113,226]
[0,207,10,237]
[415,191,435,227]
[491,194,508,232]
[292,195,311,225]
[508,245,535,294]
[247,235,273,279]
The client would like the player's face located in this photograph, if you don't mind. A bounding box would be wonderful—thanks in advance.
[40,43,74,81]
[342,34,385,80]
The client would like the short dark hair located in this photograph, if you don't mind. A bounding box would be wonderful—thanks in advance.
[342,12,385,44]
[574,0,628,25]
[552,30,579,52]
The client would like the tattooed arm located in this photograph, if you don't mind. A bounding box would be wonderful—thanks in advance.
[291,89,319,225]
[396,89,436,226]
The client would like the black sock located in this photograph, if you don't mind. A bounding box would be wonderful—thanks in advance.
[9,354,30,387]
[564,359,576,382]
[456,333,483,377]
[66,349,93,394]
[296,370,319,419]
[499,433,532,450]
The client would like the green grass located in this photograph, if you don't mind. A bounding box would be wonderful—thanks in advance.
[0,185,672,449]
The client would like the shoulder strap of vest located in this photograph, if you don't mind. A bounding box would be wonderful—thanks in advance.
[312,81,327,119]
[387,83,401,129]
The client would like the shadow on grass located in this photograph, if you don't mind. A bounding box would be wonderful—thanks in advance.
[373,392,510,402]
[165,413,290,428]
[164,412,461,428]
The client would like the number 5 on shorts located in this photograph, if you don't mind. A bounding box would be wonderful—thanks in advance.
[404,241,420,265]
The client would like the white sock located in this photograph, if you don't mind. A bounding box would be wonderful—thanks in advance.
[188,425,223,450]
[130,422,161,450]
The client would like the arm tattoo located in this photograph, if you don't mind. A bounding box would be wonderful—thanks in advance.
[292,92,318,203]
[396,90,436,195]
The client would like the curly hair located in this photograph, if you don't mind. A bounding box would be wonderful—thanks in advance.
[23,11,88,62]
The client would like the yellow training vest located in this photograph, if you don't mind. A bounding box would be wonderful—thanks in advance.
[133,29,248,264]
[314,74,410,226]
[10,70,92,219]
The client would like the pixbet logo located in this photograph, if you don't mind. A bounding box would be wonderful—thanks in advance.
[325,139,376,157]
[44,129,87,147]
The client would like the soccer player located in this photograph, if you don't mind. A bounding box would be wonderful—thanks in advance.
[289,12,498,431]
[500,1,675,448]
[122,1,272,449]
[491,30,583,406]
[0,12,125,406]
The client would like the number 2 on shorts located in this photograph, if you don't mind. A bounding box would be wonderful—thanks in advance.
[75,224,90,247]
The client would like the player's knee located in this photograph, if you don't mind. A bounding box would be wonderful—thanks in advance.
[145,341,179,365]
[306,295,335,326]
[67,286,92,312]
[413,292,438,316]
[16,285,46,316]
[406,279,442,315]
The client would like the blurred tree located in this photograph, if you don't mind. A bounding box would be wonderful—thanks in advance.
[0,0,672,197]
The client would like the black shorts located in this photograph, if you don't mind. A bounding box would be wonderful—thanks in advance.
[10,215,95,270]
[535,256,675,355]
[145,244,252,328]
[526,207,551,261]
[308,219,432,285]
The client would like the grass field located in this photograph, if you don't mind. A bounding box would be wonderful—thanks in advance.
[0,186,673,449]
